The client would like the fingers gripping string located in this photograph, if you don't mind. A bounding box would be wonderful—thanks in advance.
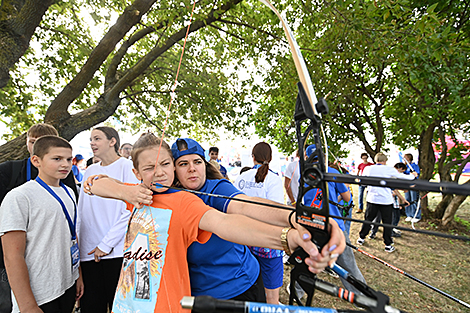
[154,0,197,171]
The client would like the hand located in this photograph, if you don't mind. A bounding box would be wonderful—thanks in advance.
[122,184,153,209]
[76,274,84,301]
[287,223,344,274]
[84,174,108,195]
[412,171,418,178]
[404,200,410,206]
[88,247,108,262]
[288,218,345,273]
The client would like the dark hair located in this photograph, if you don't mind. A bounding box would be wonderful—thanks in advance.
[120,143,132,149]
[240,166,251,174]
[394,162,407,170]
[252,142,272,183]
[33,135,72,158]
[361,152,368,159]
[209,147,219,153]
[131,133,172,170]
[94,126,120,155]
[27,123,58,138]
[86,157,94,167]
[404,153,413,162]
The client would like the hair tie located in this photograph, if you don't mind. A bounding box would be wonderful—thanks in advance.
[263,161,269,165]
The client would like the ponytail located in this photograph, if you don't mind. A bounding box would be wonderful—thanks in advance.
[252,142,272,183]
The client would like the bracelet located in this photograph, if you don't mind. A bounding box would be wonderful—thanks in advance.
[280,227,292,256]
[288,210,296,228]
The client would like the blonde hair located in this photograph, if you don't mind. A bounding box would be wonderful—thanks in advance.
[209,159,220,170]
[374,152,388,163]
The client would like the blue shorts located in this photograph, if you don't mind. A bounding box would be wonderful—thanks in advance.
[254,255,283,289]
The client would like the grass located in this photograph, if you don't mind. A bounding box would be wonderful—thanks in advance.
[279,184,470,313]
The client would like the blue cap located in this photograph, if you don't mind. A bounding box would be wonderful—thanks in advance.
[306,144,317,158]
[75,154,84,161]
[171,138,205,161]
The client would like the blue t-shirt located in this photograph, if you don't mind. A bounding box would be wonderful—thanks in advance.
[219,164,227,177]
[405,162,420,176]
[303,167,349,231]
[187,179,261,299]
[72,165,83,183]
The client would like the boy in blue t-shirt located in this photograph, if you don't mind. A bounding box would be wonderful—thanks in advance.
[0,136,83,313]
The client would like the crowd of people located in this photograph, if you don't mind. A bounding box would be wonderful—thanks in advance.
[0,124,348,313]
[0,123,423,313]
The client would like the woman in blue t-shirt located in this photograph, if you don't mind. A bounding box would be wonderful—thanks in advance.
[171,138,345,302]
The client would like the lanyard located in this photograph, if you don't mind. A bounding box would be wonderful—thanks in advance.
[35,177,77,240]
[26,158,32,181]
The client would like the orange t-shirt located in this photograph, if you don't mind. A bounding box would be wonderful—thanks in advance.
[111,190,212,313]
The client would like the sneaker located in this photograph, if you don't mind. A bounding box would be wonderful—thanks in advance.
[368,233,376,240]
[391,232,402,238]
[411,218,421,223]
[405,217,412,222]
[385,245,395,253]
[357,238,365,245]
[392,228,401,235]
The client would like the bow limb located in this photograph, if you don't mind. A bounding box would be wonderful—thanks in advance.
[258,0,318,112]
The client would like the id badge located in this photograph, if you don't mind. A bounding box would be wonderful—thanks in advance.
[71,240,80,272]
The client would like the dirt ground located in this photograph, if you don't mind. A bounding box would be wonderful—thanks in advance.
[279,184,470,313]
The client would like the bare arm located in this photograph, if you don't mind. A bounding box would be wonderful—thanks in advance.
[87,177,153,209]
[339,190,351,203]
[3,231,43,313]
[284,177,296,205]
[199,210,343,273]
[226,194,345,257]
[392,190,409,206]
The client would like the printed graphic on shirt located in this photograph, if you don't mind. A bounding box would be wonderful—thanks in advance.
[237,179,263,190]
[112,206,171,313]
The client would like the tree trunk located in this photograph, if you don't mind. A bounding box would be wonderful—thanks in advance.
[434,194,453,219]
[441,179,470,226]
[417,121,438,217]
[0,134,28,161]
[0,0,53,88]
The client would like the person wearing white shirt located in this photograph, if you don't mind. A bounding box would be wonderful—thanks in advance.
[357,153,417,252]
[284,151,300,206]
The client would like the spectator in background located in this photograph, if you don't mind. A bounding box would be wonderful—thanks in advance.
[72,154,85,184]
[78,127,139,313]
[234,142,284,304]
[356,153,374,213]
[209,146,228,178]
[284,150,300,207]
[368,162,409,239]
[86,156,101,168]
[119,143,133,159]
[303,144,365,295]
[357,153,417,253]
[403,153,421,222]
